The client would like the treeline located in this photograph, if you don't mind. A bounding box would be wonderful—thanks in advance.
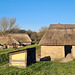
[0,17,48,43]
[6,26,47,43]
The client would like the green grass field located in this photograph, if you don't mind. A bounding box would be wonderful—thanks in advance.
[0,45,75,75]
[0,60,75,75]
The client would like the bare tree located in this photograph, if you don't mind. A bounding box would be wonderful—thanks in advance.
[0,17,19,35]
[37,26,48,41]
[39,26,48,32]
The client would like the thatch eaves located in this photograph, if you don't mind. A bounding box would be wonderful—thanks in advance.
[0,36,19,45]
[7,33,32,43]
[39,24,75,46]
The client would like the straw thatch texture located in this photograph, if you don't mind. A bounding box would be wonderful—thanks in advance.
[8,33,32,43]
[39,24,75,46]
[0,36,19,45]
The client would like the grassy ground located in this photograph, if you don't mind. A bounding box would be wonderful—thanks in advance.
[0,45,75,75]
[0,44,40,54]
[0,60,75,75]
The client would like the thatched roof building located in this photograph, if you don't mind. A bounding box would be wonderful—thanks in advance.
[0,33,31,49]
[0,36,19,45]
[39,24,75,46]
[8,33,32,43]
[39,24,75,61]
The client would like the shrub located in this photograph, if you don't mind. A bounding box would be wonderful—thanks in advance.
[0,53,9,65]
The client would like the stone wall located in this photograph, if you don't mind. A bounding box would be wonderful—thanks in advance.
[41,46,65,61]
[8,45,13,48]
[72,46,75,58]
[22,42,31,45]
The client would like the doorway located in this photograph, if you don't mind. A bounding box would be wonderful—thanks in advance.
[64,45,72,57]
[27,48,36,66]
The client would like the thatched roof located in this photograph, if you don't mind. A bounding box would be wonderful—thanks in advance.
[0,36,19,45]
[7,33,32,43]
[39,24,75,46]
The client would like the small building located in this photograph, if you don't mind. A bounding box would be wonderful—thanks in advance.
[8,33,32,46]
[39,24,75,61]
[0,36,19,49]
[9,48,36,68]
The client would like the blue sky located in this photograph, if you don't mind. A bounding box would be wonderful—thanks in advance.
[0,0,75,32]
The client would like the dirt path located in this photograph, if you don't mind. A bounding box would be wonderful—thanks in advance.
[60,53,73,62]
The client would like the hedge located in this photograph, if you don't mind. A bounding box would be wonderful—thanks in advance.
[0,53,9,65]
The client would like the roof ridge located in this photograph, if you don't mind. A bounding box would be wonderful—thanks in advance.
[49,24,75,29]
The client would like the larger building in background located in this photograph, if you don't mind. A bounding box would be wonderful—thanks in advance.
[0,36,19,49]
[0,33,32,49]
[39,23,75,61]
[8,33,32,46]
